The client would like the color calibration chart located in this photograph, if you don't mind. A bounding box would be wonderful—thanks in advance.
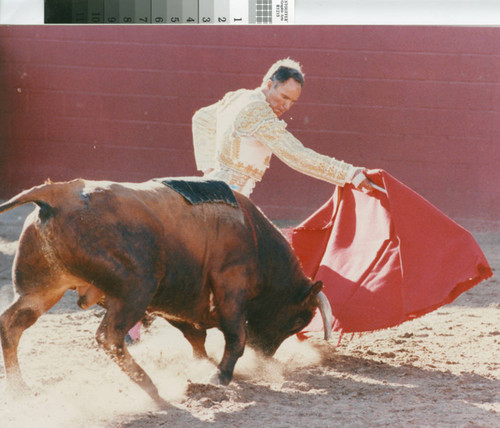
[44,0,294,24]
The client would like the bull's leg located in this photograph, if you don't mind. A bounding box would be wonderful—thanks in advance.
[167,320,208,359]
[96,296,168,408]
[0,288,66,396]
[212,313,246,385]
[209,266,251,386]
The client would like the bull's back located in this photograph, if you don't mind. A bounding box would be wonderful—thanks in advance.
[8,179,262,318]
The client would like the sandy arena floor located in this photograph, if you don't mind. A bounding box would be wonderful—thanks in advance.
[0,203,498,427]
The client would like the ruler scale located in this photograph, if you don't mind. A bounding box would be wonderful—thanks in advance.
[45,0,294,24]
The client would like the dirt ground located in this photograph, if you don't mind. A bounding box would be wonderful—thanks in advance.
[0,203,498,428]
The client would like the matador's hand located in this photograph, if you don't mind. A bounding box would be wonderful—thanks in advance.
[357,176,377,193]
[352,170,386,195]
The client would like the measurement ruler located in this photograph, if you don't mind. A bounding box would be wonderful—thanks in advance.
[45,0,294,24]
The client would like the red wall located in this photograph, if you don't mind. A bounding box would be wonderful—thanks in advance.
[0,26,498,226]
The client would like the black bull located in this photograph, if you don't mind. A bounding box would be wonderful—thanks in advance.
[0,178,332,406]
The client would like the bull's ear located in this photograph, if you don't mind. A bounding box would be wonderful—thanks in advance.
[300,281,323,304]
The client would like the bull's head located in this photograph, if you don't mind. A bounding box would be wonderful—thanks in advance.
[245,281,332,356]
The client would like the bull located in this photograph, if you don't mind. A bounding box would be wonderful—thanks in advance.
[0,178,332,406]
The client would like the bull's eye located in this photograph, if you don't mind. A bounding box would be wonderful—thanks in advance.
[289,310,311,333]
[291,317,305,332]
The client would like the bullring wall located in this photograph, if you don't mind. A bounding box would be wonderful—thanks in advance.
[0,26,498,225]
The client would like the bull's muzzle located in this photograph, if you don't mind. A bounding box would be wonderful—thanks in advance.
[315,291,333,340]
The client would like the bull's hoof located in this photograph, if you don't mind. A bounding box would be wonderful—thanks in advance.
[152,395,170,410]
[6,380,32,399]
[192,350,210,360]
[209,370,231,386]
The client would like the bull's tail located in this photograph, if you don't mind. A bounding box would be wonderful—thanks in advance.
[0,179,81,216]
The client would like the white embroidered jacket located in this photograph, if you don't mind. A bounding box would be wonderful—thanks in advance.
[192,87,360,196]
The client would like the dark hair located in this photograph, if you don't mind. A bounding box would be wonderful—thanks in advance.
[270,66,305,87]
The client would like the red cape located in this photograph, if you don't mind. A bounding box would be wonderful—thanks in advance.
[291,170,492,334]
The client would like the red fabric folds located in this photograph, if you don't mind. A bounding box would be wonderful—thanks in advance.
[292,170,493,334]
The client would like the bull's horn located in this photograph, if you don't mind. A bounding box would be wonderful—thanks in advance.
[316,291,333,341]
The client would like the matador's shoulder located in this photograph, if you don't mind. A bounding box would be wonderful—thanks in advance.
[234,99,286,136]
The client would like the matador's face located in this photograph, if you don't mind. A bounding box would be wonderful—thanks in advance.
[263,78,302,117]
